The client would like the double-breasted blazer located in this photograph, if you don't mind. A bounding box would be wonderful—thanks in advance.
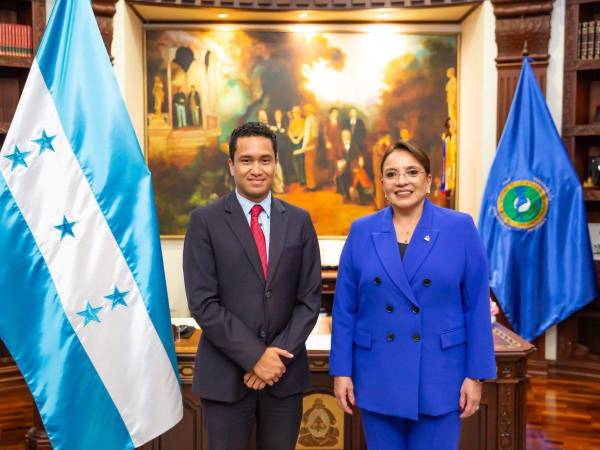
[183,192,322,402]
[330,200,496,420]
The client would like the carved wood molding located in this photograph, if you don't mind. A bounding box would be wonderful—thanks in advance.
[92,0,118,58]
[492,0,553,65]
[31,0,46,54]
[492,0,554,139]
[497,383,515,450]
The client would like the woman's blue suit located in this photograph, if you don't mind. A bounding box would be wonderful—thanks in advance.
[330,200,496,421]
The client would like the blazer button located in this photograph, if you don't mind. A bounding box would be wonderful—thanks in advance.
[259,330,267,339]
[386,332,395,342]
[423,278,431,287]
[386,304,394,313]
[265,290,272,299]
[412,334,421,343]
[374,277,381,285]
[412,305,420,314]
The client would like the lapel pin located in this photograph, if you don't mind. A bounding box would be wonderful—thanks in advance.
[424,235,431,242]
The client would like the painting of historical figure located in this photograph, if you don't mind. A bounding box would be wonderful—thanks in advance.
[145,27,458,236]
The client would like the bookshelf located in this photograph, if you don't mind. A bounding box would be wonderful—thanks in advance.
[560,0,600,378]
[0,0,45,149]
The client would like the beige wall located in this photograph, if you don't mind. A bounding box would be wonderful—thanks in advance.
[111,1,193,316]
[457,1,497,221]
[112,1,145,147]
[545,0,566,360]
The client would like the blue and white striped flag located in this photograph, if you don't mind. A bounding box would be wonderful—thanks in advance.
[0,1,182,449]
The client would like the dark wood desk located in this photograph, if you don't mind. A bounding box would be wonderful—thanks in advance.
[141,321,535,450]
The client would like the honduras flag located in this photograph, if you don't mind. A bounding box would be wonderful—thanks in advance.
[479,57,597,341]
[0,1,182,448]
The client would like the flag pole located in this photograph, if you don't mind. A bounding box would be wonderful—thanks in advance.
[25,408,50,450]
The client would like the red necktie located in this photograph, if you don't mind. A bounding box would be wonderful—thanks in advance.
[250,205,268,278]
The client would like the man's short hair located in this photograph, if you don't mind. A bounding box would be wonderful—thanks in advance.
[229,122,278,161]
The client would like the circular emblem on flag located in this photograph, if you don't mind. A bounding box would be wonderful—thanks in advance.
[497,180,548,229]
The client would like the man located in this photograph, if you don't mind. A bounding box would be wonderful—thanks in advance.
[345,108,370,180]
[323,107,344,183]
[173,86,187,128]
[335,128,359,201]
[345,108,367,151]
[183,122,322,450]
[188,85,202,127]
[294,104,319,191]
[350,155,373,205]
[271,109,294,184]
[288,106,306,186]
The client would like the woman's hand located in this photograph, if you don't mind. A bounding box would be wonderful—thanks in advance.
[459,377,482,418]
[334,376,356,415]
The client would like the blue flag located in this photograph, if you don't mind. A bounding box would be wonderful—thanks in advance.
[0,1,182,449]
[479,57,597,341]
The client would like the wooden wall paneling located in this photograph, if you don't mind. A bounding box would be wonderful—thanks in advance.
[493,0,553,138]
[92,0,118,59]
[31,0,45,55]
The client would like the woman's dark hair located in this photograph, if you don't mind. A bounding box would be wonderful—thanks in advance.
[229,122,278,161]
[380,140,431,174]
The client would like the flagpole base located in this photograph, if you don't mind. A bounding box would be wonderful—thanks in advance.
[25,409,51,449]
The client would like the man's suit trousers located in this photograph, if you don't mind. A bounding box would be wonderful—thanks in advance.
[201,390,302,450]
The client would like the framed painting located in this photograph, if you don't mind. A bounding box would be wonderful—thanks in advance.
[144,25,459,238]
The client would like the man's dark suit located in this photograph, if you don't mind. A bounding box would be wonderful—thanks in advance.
[183,191,322,448]
[336,142,360,200]
[345,117,367,150]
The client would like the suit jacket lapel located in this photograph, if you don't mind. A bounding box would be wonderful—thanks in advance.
[402,200,440,283]
[224,192,265,283]
[372,207,419,306]
[267,198,287,285]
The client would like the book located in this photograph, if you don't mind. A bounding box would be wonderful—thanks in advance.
[582,21,589,59]
[578,22,583,59]
[596,21,600,59]
[588,21,595,60]
[0,23,5,57]
[0,23,33,58]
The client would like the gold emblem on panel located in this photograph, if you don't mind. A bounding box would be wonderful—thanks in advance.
[297,394,343,449]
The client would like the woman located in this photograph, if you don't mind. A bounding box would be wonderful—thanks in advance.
[330,141,496,450]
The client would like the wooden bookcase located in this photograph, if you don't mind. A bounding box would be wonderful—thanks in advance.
[0,0,45,149]
[560,0,600,379]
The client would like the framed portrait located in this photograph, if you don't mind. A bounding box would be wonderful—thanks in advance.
[144,25,459,239]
